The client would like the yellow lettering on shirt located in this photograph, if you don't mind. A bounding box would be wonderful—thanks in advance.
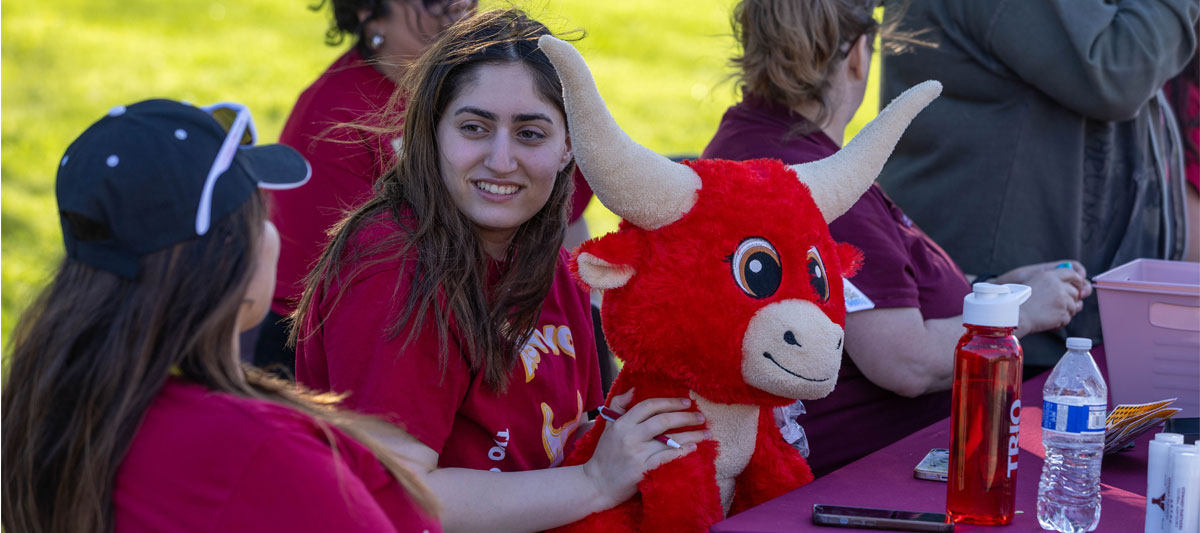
[557,326,575,358]
[519,324,576,382]
[520,345,541,383]
[541,391,584,466]
[527,329,550,354]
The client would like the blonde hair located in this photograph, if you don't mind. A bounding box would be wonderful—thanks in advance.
[730,0,919,128]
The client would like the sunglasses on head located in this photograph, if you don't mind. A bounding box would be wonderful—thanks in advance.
[195,102,257,236]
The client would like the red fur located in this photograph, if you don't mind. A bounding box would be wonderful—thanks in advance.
[837,241,864,278]
[570,226,646,291]
[555,158,854,532]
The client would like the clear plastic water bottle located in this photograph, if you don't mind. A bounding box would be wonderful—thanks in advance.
[1036,337,1107,532]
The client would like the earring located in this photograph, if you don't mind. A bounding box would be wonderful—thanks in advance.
[370,33,385,51]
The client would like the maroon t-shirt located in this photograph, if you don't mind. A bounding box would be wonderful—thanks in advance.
[114,378,439,532]
[270,50,399,316]
[297,216,603,471]
[569,168,593,223]
[703,92,971,477]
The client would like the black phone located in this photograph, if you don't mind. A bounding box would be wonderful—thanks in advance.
[812,504,953,532]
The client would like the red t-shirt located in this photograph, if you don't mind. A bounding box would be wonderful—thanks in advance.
[702,92,970,476]
[113,378,439,532]
[297,216,602,471]
[270,49,399,315]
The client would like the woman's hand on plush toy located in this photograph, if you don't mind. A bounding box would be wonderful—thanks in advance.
[581,388,709,509]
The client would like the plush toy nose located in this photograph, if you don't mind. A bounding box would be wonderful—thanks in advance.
[783,330,800,347]
[741,300,844,400]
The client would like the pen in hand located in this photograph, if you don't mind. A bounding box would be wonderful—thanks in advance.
[598,405,684,449]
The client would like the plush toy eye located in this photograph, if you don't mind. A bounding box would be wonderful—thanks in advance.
[807,246,829,303]
[731,237,781,299]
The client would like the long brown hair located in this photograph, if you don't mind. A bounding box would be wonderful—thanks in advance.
[293,9,576,392]
[1,194,435,533]
[731,0,922,129]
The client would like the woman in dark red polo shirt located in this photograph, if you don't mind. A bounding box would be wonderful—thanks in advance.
[258,0,475,373]
[703,0,1093,477]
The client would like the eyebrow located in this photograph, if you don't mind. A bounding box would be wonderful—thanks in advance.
[453,106,555,124]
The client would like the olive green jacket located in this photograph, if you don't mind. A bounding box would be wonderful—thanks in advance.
[879,0,1198,365]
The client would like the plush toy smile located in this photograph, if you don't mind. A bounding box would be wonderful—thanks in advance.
[761,352,830,382]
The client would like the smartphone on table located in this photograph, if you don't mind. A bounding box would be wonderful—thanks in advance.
[913,448,948,482]
[812,504,953,532]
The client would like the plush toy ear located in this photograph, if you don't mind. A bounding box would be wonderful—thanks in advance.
[836,242,864,279]
[575,252,635,290]
[570,228,644,290]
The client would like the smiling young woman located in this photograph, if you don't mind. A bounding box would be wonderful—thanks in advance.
[435,61,573,258]
[291,9,707,531]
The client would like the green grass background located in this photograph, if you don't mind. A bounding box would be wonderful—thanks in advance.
[1,0,881,346]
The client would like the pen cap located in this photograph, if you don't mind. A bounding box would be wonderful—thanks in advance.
[962,283,1032,328]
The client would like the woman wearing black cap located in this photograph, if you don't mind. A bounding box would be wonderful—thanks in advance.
[1,100,439,532]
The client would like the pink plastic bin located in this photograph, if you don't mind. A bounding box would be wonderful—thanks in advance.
[1093,259,1200,417]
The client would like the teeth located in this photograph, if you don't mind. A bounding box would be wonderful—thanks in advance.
[474,181,519,195]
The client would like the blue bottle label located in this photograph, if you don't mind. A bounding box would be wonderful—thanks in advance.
[1041,400,1106,433]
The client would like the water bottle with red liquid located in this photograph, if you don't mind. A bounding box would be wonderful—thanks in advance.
[947,282,1032,525]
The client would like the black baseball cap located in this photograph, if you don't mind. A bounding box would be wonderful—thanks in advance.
[56,99,310,278]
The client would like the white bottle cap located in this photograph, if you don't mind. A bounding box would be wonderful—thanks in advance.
[1066,337,1093,350]
[1157,433,1186,443]
[962,283,1033,328]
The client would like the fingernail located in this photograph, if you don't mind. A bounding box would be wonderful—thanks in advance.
[688,443,698,451]
[696,413,706,423]
[681,399,691,407]
[704,430,713,439]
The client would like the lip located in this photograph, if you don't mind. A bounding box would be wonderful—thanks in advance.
[762,352,831,382]
[471,178,523,201]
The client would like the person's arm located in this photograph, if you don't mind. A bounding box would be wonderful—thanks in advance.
[843,309,962,398]
[845,263,1091,398]
[971,0,1198,120]
[360,390,707,533]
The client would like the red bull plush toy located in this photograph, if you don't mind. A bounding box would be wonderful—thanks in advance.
[538,35,941,532]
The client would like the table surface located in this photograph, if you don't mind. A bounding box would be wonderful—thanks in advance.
[711,346,1155,532]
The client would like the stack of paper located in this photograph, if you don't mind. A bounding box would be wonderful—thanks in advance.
[1103,398,1181,455]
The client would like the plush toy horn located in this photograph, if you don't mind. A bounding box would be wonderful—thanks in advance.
[538,35,702,230]
[791,80,941,223]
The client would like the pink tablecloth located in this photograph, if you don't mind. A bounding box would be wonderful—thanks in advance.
[712,346,1153,532]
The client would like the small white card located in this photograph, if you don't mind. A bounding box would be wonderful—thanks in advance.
[843,277,875,313]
